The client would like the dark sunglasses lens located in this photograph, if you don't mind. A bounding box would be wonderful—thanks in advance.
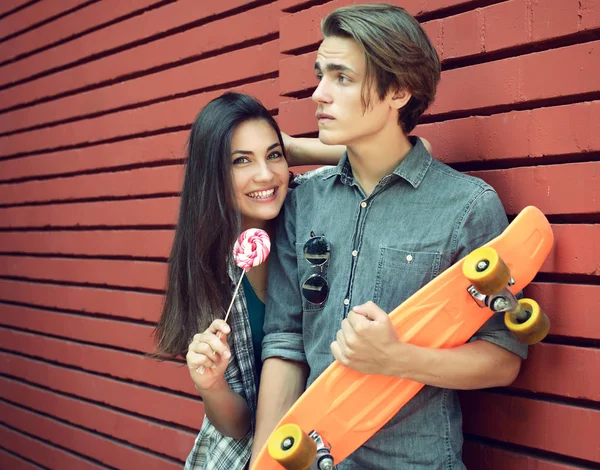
[302,274,329,305]
[304,236,330,266]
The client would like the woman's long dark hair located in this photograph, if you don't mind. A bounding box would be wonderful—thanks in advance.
[154,92,285,358]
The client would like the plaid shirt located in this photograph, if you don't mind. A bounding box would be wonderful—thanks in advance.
[184,265,259,470]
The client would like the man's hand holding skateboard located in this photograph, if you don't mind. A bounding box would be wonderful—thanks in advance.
[332,301,523,391]
[331,301,407,376]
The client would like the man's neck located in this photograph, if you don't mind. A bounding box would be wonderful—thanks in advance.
[346,127,413,197]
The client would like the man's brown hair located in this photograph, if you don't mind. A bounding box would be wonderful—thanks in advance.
[322,3,441,133]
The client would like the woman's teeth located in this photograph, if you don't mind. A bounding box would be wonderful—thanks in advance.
[248,188,275,199]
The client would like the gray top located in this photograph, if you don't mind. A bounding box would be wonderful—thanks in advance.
[263,137,527,469]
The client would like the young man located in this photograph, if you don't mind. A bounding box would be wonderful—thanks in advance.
[252,4,527,468]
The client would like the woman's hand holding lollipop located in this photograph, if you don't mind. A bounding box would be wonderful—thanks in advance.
[191,229,270,378]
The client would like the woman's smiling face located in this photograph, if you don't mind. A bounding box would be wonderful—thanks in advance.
[230,119,289,230]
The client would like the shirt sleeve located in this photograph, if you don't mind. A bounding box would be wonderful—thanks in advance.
[262,189,307,364]
[453,187,528,360]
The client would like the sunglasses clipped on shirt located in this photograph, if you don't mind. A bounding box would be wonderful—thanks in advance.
[301,232,331,306]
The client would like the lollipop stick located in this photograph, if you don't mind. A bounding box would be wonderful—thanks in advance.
[221,270,245,326]
[197,270,245,374]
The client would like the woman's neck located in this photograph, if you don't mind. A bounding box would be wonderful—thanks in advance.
[241,218,275,239]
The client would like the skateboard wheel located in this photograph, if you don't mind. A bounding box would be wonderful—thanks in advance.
[462,246,511,295]
[268,423,316,470]
[504,298,550,344]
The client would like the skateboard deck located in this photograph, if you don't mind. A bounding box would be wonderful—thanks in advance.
[252,206,553,470]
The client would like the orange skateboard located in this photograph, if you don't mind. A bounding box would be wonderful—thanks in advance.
[251,206,554,470]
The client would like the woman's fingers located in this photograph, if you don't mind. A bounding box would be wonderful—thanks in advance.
[187,322,232,376]
[187,352,212,369]
[190,329,230,355]
[204,319,230,336]
[195,336,230,359]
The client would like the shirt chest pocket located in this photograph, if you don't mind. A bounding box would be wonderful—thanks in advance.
[373,247,442,312]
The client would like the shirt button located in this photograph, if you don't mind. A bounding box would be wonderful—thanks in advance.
[406,254,413,263]
[352,250,358,257]
[360,201,367,208]
[343,299,350,306]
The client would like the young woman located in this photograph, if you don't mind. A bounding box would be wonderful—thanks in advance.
[152,92,344,470]
[153,92,432,469]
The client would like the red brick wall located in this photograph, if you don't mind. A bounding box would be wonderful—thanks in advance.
[0,1,598,469]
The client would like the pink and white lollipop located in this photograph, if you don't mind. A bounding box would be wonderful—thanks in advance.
[198,229,270,374]
[233,228,271,272]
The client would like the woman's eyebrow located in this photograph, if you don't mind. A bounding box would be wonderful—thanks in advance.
[231,142,281,156]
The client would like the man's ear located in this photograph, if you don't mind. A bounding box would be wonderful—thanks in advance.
[389,88,412,110]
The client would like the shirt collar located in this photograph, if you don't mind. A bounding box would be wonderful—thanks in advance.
[322,136,432,189]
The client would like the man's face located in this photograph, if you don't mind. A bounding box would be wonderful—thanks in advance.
[312,36,396,147]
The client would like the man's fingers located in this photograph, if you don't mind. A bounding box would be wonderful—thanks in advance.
[340,318,359,345]
[336,328,350,356]
[347,308,372,332]
[351,301,388,322]
[330,341,348,366]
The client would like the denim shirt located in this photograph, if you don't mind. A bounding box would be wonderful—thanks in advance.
[263,137,527,469]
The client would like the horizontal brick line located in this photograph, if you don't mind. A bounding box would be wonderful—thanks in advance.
[0,323,172,362]
[540,334,600,351]
[443,28,600,71]
[282,0,331,14]
[488,387,600,413]
[0,224,176,232]
[422,91,600,124]
[0,394,190,464]
[0,192,181,209]
[463,433,600,470]
[0,0,276,93]
[280,0,510,55]
[0,373,196,436]
[0,299,159,327]
[0,275,165,295]
[0,0,97,44]
[0,251,168,262]
[0,124,190,161]
[420,0,508,22]
[0,158,185,185]
[0,1,40,22]
[0,64,279,129]
[533,272,600,288]
[280,29,600,87]
[0,75,278,160]
[450,150,600,173]
[0,347,196,400]
[0,420,115,469]
[0,0,170,68]
[0,443,48,469]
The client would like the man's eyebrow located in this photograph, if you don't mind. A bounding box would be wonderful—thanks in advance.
[314,61,356,74]
[231,142,281,156]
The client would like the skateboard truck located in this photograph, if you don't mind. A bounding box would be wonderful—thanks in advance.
[308,430,334,470]
[467,281,518,313]
[467,283,535,323]
[268,424,334,470]
[463,246,550,344]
